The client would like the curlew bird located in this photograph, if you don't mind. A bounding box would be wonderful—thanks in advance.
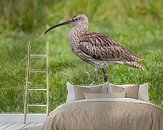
[44,14,144,85]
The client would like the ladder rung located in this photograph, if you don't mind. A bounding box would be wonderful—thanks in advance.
[29,70,47,73]
[30,54,47,58]
[27,104,47,107]
[28,88,47,91]
[27,83,46,86]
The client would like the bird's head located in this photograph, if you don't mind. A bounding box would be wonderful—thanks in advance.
[44,14,88,34]
[71,14,88,26]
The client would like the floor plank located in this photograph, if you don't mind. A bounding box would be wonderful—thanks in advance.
[0,114,47,123]
[34,123,43,127]
[0,122,44,130]
[4,123,21,130]
[0,123,6,127]
[13,123,30,130]
[0,123,6,129]
[0,122,14,130]
[23,123,38,129]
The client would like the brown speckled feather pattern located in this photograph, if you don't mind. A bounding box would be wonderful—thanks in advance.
[67,14,143,69]
[45,14,144,83]
[75,32,143,69]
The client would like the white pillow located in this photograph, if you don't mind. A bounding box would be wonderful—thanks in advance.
[138,83,149,102]
[66,82,75,103]
[108,82,149,102]
[108,83,139,99]
[84,92,126,99]
[66,82,109,103]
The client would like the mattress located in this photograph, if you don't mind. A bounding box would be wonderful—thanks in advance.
[41,98,163,130]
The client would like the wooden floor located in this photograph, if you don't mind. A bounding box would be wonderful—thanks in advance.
[0,114,46,130]
[0,122,43,130]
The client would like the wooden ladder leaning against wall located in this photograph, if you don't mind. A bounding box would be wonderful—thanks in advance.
[24,41,49,124]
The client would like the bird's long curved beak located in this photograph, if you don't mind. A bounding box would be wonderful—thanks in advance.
[44,20,72,34]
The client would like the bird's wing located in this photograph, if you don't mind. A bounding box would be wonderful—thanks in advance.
[79,32,143,62]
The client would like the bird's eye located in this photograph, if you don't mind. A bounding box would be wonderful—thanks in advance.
[74,18,78,21]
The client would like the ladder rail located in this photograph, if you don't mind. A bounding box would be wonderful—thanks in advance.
[46,42,49,115]
[24,41,31,124]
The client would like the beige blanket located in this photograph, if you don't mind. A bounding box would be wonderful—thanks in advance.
[26,98,163,130]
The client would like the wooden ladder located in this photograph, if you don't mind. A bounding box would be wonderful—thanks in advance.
[24,41,49,124]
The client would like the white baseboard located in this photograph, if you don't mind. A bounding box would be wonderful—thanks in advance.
[0,113,47,123]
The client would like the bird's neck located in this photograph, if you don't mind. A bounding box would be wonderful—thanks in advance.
[70,25,88,38]
[69,25,88,52]
[76,24,88,34]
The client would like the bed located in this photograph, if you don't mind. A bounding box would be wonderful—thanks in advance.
[23,82,163,130]
[43,98,163,130]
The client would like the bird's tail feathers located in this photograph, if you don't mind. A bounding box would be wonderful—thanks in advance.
[131,55,144,61]
[125,61,144,71]
[126,51,144,62]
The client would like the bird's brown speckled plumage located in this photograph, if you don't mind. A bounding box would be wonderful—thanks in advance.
[68,14,143,70]
[45,14,144,84]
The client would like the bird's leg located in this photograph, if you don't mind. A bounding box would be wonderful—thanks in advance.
[90,67,98,85]
[102,68,108,82]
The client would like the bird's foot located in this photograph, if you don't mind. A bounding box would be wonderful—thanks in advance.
[104,74,108,82]
[102,68,108,83]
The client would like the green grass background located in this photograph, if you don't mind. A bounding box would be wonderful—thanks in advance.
[0,0,162,113]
